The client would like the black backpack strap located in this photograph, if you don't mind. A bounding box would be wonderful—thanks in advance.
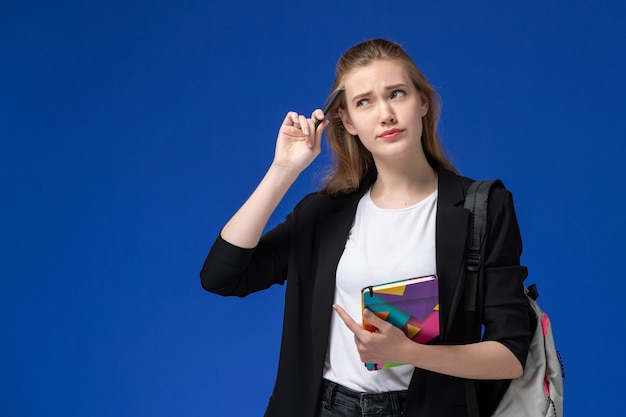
[463,180,502,315]
[463,179,503,417]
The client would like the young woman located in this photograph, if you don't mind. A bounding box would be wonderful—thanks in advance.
[201,39,531,417]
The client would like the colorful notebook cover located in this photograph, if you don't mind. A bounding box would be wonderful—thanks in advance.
[361,274,440,371]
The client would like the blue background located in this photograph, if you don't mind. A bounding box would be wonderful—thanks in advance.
[2,1,624,416]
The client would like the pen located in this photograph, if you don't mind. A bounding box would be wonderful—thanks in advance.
[314,87,344,129]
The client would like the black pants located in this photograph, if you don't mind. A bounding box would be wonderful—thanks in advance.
[317,379,407,417]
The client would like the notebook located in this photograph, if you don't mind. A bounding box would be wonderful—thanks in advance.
[361,274,440,371]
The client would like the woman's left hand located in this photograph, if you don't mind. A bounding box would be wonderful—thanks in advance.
[332,304,412,366]
[334,303,524,379]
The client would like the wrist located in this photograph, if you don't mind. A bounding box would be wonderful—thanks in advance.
[399,337,424,368]
[267,163,301,185]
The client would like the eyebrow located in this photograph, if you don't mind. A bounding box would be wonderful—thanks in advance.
[350,83,410,104]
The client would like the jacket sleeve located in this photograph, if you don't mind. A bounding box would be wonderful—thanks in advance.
[481,186,532,366]
[199,192,322,297]
[199,212,293,297]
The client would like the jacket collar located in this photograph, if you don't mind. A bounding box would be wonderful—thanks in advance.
[435,167,470,340]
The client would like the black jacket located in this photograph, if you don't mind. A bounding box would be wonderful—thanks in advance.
[201,168,531,417]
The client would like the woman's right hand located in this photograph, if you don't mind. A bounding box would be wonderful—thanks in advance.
[272,109,328,174]
[219,109,329,249]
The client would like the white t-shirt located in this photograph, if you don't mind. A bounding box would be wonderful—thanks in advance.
[323,188,438,393]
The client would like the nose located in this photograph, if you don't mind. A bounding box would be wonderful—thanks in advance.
[379,102,396,124]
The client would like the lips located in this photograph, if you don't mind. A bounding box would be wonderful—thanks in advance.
[378,128,404,139]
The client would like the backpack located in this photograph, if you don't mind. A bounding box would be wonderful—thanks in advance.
[463,180,565,417]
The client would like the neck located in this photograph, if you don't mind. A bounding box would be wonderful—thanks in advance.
[370,158,438,209]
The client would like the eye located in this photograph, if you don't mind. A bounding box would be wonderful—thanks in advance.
[356,98,370,107]
[391,90,406,99]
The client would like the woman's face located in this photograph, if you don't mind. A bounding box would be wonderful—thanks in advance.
[338,59,429,164]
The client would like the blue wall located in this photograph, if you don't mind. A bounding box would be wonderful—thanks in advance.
[2,1,624,415]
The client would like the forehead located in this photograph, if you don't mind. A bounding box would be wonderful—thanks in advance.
[341,60,412,93]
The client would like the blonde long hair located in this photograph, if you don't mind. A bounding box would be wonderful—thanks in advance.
[322,39,457,196]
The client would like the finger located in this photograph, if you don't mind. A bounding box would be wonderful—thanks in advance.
[311,109,325,128]
[332,304,363,335]
[311,108,324,120]
[298,114,309,135]
[281,113,305,138]
[316,119,330,133]
[282,111,299,127]
[362,308,389,331]
[299,114,317,148]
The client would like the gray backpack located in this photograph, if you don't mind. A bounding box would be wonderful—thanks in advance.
[464,180,565,417]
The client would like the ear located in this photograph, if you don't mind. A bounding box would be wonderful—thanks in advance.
[338,106,358,136]
[419,93,429,117]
